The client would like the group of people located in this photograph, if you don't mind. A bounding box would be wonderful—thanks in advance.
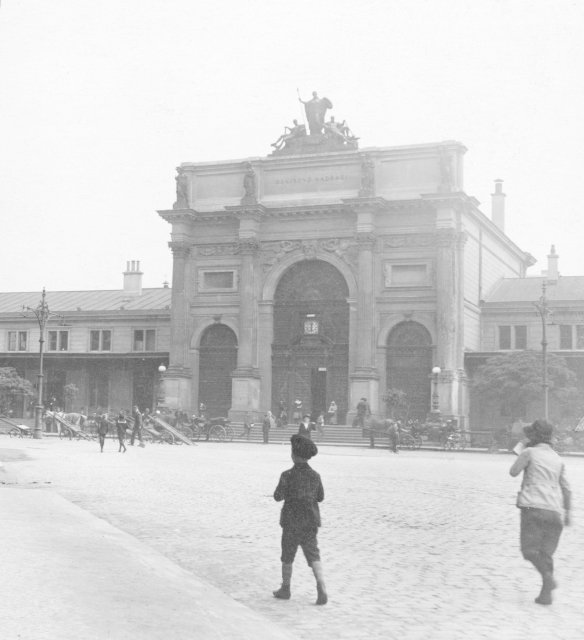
[95,406,148,453]
[260,407,333,444]
[271,417,572,608]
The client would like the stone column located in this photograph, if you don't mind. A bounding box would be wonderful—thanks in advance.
[434,226,467,422]
[163,241,192,410]
[339,196,383,421]
[228,207,263,423]
[258,300,274,413]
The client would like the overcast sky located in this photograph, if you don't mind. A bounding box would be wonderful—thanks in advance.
[1,0,583,293]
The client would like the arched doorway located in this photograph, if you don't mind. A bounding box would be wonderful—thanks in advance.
[199,324,237,418]
[272,260,349,422]
[386,321,432,420]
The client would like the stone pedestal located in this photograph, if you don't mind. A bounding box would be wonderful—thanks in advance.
[161,368,192,411]
[228,369,262,424]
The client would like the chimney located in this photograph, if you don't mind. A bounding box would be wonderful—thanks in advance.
[491,179,506,231]
[546,245,559,282]
[123,260,143,296]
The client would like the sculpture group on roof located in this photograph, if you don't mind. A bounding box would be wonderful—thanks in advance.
[271,91,358,154]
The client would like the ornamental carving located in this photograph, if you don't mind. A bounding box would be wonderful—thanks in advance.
[261,238,358,273]
[435,228,459,248]
[359,154,375,197]
[168,241,191,259]
[236,237,260,254]
[355,232,376,249]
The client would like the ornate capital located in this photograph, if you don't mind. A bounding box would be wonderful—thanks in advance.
[168,241,191,259]
[435,228,458,248]
[355,232,376,249]
[236,237,260,255]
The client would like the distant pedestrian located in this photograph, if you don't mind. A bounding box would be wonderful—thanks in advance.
[509,419,571,605]
[273,434,328,605]
[298,414,315,440]
[116,412,128,453]
[316,412,325,440]
[387,420,399,453]
[292,399,303,423]
[97,413,109,453]
[131,405,144,447]
[327,400,337,425]
[262,411,273,444]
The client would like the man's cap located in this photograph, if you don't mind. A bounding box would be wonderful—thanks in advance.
[291,434,318,460]
[302,414,311,420]
[524,419,554,441]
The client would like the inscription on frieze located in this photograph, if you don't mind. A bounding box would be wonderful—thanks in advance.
[382,233,437,248]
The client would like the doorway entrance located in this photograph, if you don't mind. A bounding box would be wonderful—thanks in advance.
[272,260,349,422]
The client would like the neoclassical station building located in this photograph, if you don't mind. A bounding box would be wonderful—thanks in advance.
[158,110,534,426]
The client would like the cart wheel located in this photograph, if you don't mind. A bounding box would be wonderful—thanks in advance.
[210,424,226,441]
[161,431,174,445]
[224,425,234,442]
[8,427,21,438]
[59,427,72,440]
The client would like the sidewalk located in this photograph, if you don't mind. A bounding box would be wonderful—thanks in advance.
[0,487,297,640]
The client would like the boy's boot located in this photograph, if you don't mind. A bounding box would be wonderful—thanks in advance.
[311,561,328,605]
[273,563,292,599]
[535,570,556,605]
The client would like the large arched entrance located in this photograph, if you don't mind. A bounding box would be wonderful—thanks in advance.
[198,324,237,418]
[272,260,349,422]
[386,321,432,420]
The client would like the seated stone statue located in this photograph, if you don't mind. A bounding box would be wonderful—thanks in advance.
[271,120,307,150]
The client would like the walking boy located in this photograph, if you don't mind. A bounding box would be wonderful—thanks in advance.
[509,419,571,605]
[273,434,328,605]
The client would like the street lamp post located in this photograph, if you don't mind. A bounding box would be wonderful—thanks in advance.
[534,280,553,421]
[431,366,441,414]
[22,289,61,439]
[157,364,167,408]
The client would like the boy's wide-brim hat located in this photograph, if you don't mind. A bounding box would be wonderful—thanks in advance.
[524,420,554,440]
[291,434,318,460]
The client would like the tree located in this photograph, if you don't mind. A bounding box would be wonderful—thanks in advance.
[382,388,408,419]
[63,383,80,412]
[0,367,34,414]
[471,350,578,419]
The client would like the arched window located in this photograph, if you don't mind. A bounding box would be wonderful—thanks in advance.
[199,324,237,417]
[386,321,432,420]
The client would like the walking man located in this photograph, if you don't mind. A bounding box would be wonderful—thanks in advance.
[116,411,128,453]
[97,413,109,453]
[509,419,571,605]
[273,434,328,605]
[131,405,144,447]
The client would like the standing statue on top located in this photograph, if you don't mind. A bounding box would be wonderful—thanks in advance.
[174,168,190,209]
[298,91,333,135]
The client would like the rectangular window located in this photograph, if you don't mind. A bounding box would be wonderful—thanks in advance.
[90,330,112,352]
[576,325,584,349]
[499,326,511,350]
[514,326,527,350]
[384,262,430,287]
[559,325,573,350]
[198,269,238,292]
[133,329,156,351]
[7,331,27,351]
[204,271,234,289]
[48,330,68,352]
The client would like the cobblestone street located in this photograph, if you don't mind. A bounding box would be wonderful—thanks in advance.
[3,439,584,639]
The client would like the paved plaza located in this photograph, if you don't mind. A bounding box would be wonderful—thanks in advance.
[1,438,583,639]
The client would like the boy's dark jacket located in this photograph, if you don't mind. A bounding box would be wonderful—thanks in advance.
[274,462,324,529]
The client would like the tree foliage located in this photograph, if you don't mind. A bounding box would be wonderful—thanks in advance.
[382,388,408,418]
[471,350,578,417]
[0,367,34,412]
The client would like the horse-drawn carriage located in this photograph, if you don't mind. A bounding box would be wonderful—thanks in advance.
[362,417,423,450]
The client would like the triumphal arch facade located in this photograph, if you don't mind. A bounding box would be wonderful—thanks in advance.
[159,99,531,425]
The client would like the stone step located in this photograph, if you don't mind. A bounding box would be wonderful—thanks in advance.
[229,423,369,445]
